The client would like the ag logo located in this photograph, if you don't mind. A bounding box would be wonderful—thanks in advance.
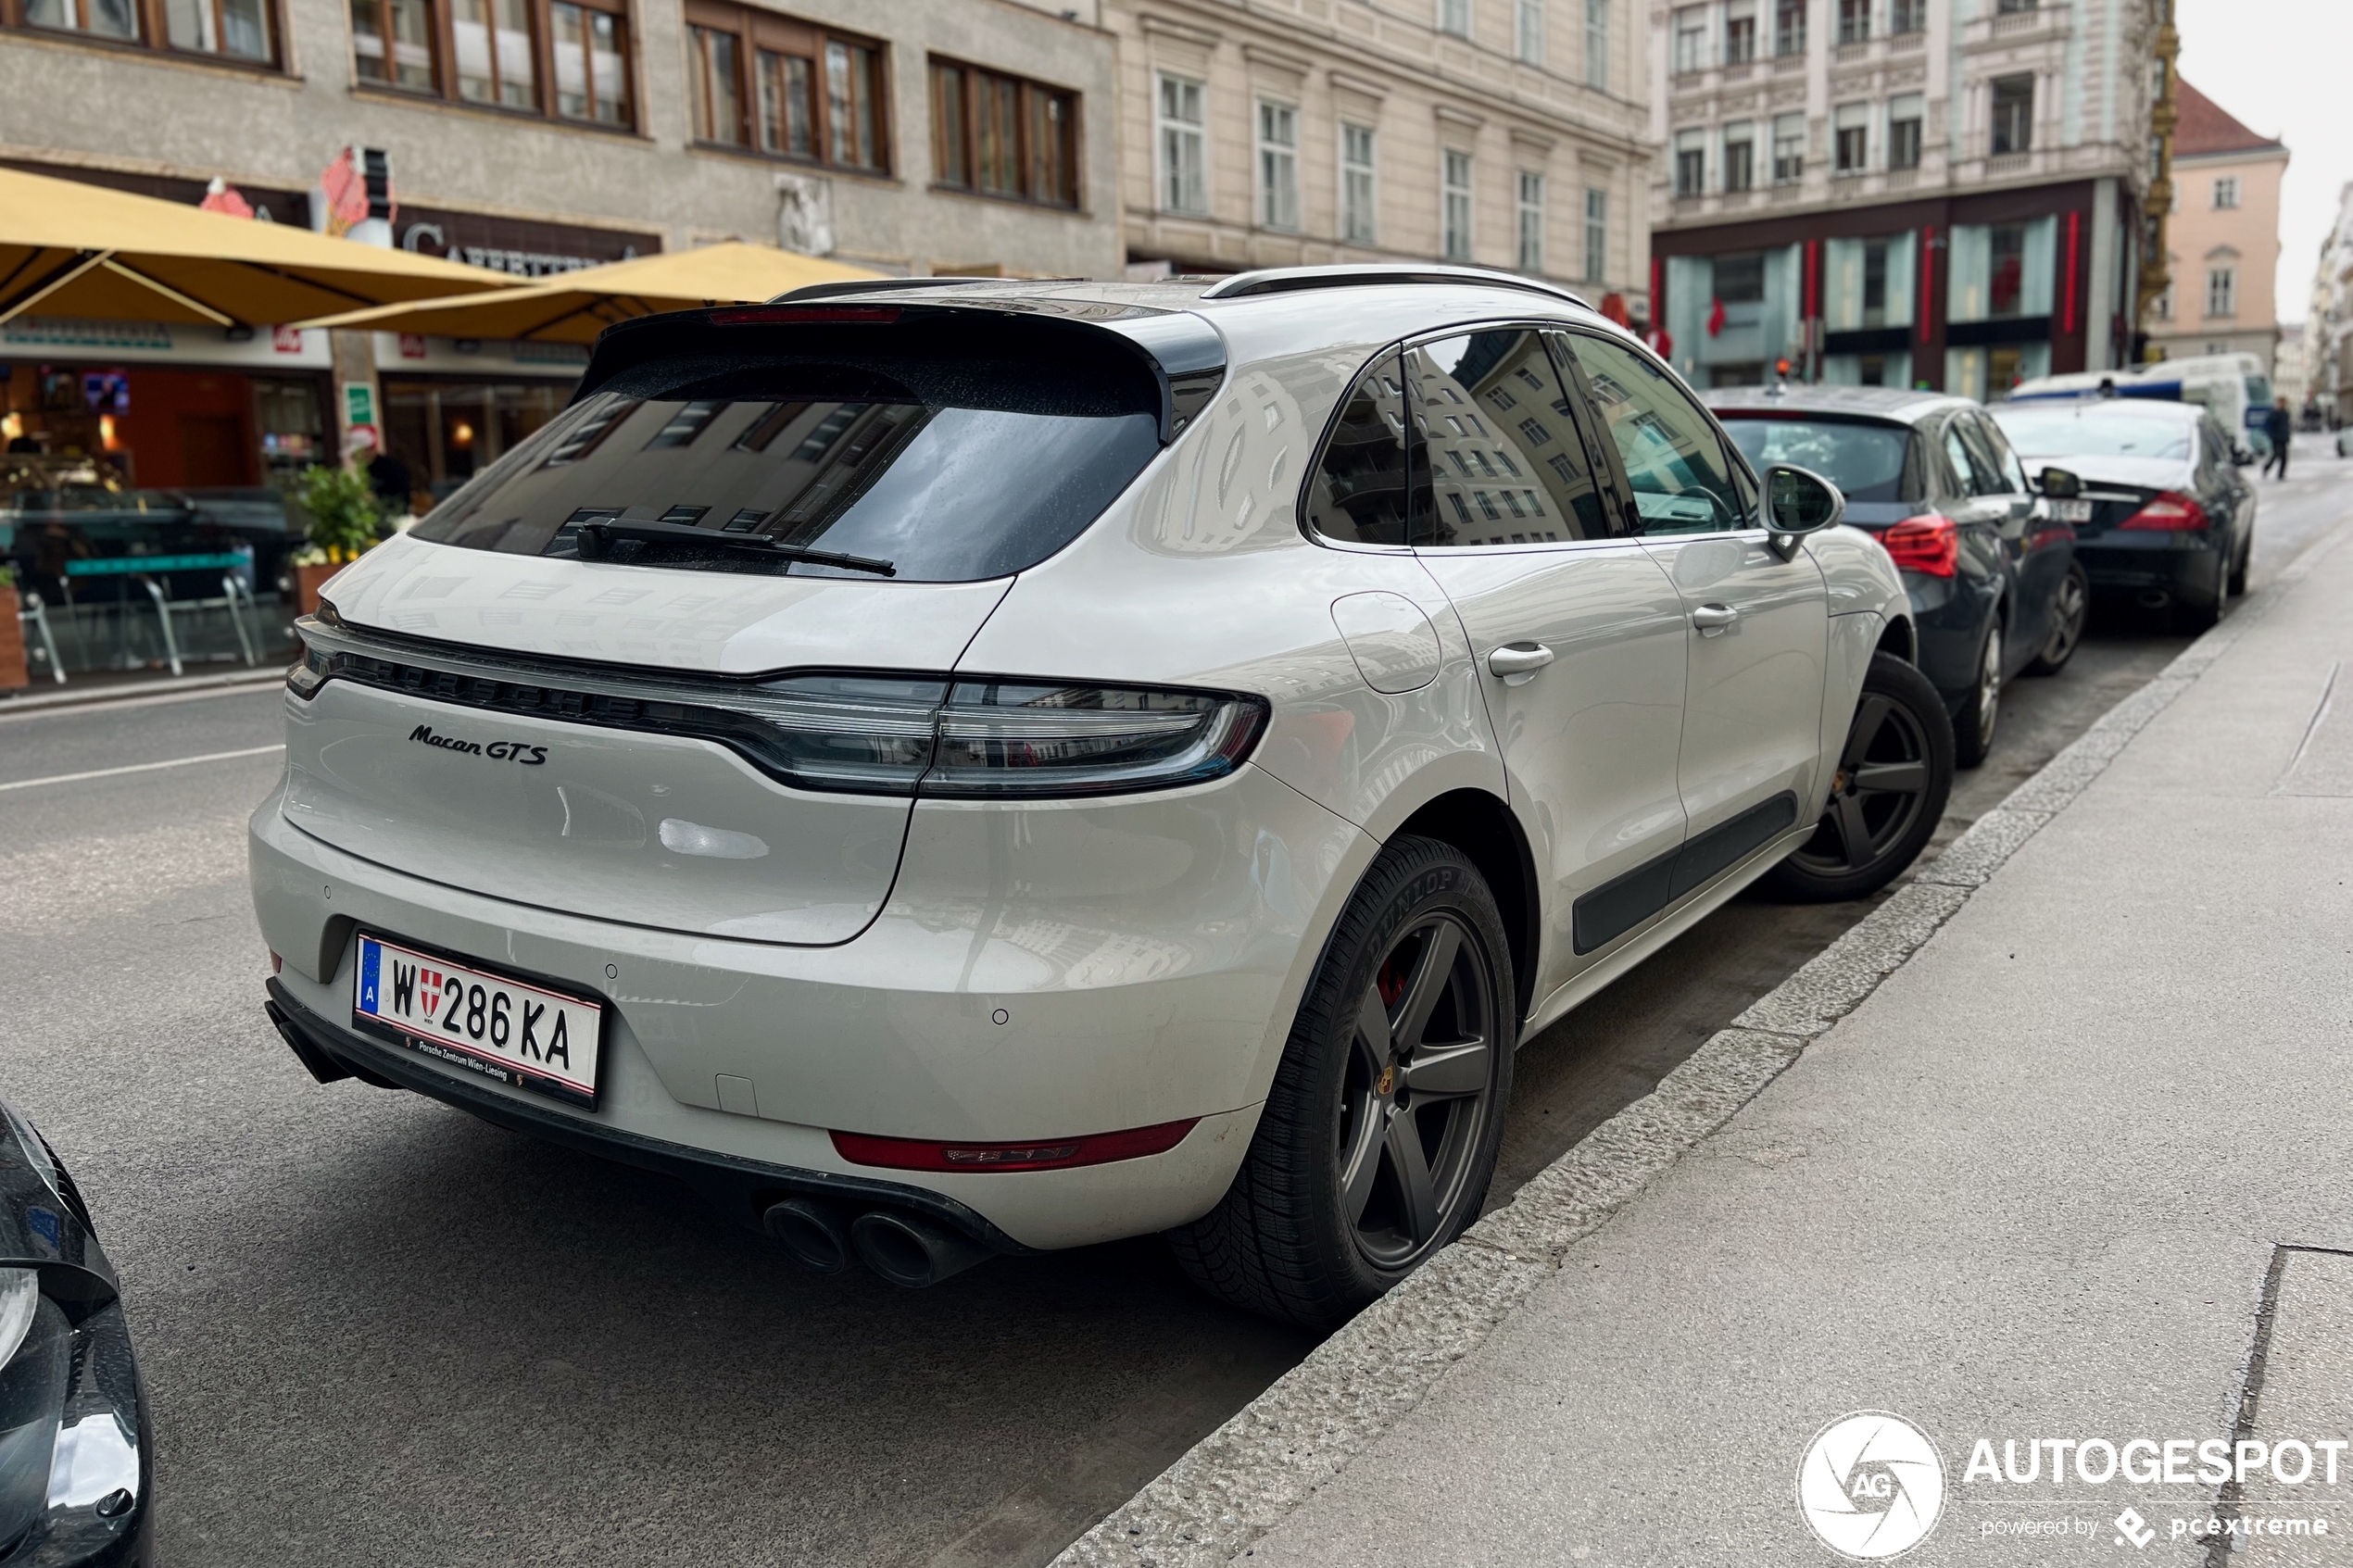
[1796,1411,1945,1560]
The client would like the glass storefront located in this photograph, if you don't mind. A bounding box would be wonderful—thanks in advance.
[381,378,570,510]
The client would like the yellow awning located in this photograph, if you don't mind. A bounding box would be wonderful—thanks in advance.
[294,241,886,345]
[0,165,512,329]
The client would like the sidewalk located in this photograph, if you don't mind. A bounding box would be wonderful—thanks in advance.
[1076,519,2353,1567]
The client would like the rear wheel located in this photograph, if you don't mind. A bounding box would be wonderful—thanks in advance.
[1760,653,1954,904]
[2228,529,2252,596]
[2024,564,2089,677]
[1169,836,1515,1331]
[1951,619,2004,769]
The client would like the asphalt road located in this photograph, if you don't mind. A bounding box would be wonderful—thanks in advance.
[2,440,2346,1567]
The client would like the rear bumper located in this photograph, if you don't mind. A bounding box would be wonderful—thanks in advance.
[248,761,1368,1250]
[2074,532,2227,604]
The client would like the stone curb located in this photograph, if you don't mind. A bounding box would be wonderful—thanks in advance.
[0,664,285,715]
[1052,529,2347,1568]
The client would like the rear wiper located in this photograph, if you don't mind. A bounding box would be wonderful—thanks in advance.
[572,518,896,577]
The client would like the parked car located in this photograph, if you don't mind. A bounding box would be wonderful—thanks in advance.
[1705,386,2086,769]
[252,267,1952,1331]
[0,1098,151,1565]
[1991,396,2255,632]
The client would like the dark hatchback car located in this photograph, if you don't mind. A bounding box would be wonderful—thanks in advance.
[1991,396,2255,632]
[1705,386,2084,768]
[0,1098,150,1566]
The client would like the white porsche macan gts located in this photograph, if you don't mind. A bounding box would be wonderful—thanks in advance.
[252,267,1952,1329]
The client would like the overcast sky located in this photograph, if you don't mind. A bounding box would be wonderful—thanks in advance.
[2171,0,2350,326]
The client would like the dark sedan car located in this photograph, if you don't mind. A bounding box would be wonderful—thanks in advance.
[0,1098,150,1565]
[1991,397,2255,632]
[1706,386,2084,768]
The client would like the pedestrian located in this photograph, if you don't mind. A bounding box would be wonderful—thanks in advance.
[2262,397,2293,479]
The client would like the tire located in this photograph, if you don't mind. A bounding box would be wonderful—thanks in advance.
[1759,653,1955,904]
[1951,617,2004,770]
[1169,836,1516,1331]
[2023,563,2089,677]
[2228,530,2251,597]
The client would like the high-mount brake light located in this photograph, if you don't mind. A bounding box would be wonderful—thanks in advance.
[1879,514,1960,577]
[829,1118,1201,1173]
[2119,491,2209,531]
[706,305,902,326]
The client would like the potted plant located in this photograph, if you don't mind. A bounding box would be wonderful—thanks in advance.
[288,464,384,615]
[0,564,25,693]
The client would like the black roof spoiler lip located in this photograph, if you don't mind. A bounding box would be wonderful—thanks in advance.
[576,299,1227,445]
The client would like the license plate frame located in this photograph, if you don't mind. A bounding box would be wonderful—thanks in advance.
[350,932,603,1109]
[2051,498,2095,523]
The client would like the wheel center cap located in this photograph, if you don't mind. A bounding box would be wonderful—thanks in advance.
[1375,1062,1397,1098]
[1832,769,1851,796]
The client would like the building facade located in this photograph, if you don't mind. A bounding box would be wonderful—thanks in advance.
[2307,182,2353,427]
[1101,0,1655,317]
[1646,0,2160,398]
[2145,80,2284,366]
[0,0,1122,504]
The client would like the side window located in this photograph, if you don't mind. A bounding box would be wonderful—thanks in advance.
[1403,330,1612,546]
[1974,413,2030,495]
[1958,412,2022,495]
[1944,420,1996,497]
[1556,332,1746,534]
[1304,352,1411,546]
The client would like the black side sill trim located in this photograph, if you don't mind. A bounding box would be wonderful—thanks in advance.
[262,980,1035,1256]
[1571,791,1800,955]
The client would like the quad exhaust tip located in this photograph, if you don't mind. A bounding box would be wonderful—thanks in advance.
[761,1199,994,1288]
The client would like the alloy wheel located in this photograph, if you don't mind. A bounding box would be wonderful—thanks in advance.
[1789,690,1936,879]
[2041,572,2087,668]
[1975,624,2003,752]
[1332,913,1498,1271]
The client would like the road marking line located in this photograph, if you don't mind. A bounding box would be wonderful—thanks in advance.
[0,744,284,793]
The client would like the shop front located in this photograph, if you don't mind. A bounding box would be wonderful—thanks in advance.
[371,334,589,511]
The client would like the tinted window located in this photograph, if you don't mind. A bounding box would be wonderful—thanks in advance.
[1991,408,2194,460]
[412,389,1159,583]
[1403,330,1612,546]
[1304,353,1411,546]
[1944,420,1998,497]
[1560,332,1747,533]
[1974,412,2031,494]
[1957,414,2019,495]
[1719,417,1912,503]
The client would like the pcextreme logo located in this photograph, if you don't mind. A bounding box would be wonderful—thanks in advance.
[1797,1411,1947,1561]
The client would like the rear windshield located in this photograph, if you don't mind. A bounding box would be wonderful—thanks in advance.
[1718,418,1911,503]
[1992,408,2193,460]
[410,343,1162,583]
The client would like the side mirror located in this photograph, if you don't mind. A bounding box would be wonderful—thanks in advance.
[2039,466,2082,499]
[1763,463,1844,558]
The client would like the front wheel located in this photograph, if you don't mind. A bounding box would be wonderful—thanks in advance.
[1759,653,1955,904]
[2024,564,2089,677]
[1169,836,1515,1331]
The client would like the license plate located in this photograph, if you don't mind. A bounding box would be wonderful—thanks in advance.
[352,934,602,1109]
[2051,498,2094,522]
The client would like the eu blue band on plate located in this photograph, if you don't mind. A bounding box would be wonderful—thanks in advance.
[359,937,381,1013]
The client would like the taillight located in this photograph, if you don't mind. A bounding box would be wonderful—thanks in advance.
[2119,491,2208,531]
[1880,515,1959,577]
[830,1118,1200,1173]
[923,681,1268,798]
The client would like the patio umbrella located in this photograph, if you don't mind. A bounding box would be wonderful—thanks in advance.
[0,165,510,329]
[294,241,884,345]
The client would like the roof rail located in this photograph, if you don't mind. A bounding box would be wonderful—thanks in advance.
[1200,264,1593,309]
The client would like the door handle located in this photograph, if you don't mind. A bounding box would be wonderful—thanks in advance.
[1486,643,1555,684]
[1692,603,1739,634]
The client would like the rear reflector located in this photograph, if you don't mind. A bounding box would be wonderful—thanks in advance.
[2119,491,2209,531]
[706,305,901,326]
[1879,514,1959,577]
[831,1118,1200,1173]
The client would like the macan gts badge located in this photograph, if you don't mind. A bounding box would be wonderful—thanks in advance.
[251,266,1952,1328]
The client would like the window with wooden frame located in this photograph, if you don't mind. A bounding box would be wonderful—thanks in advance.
[928,57,1078,208]
[684,4,887,172]
[348,0,630,126]
[11,0,279,66]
